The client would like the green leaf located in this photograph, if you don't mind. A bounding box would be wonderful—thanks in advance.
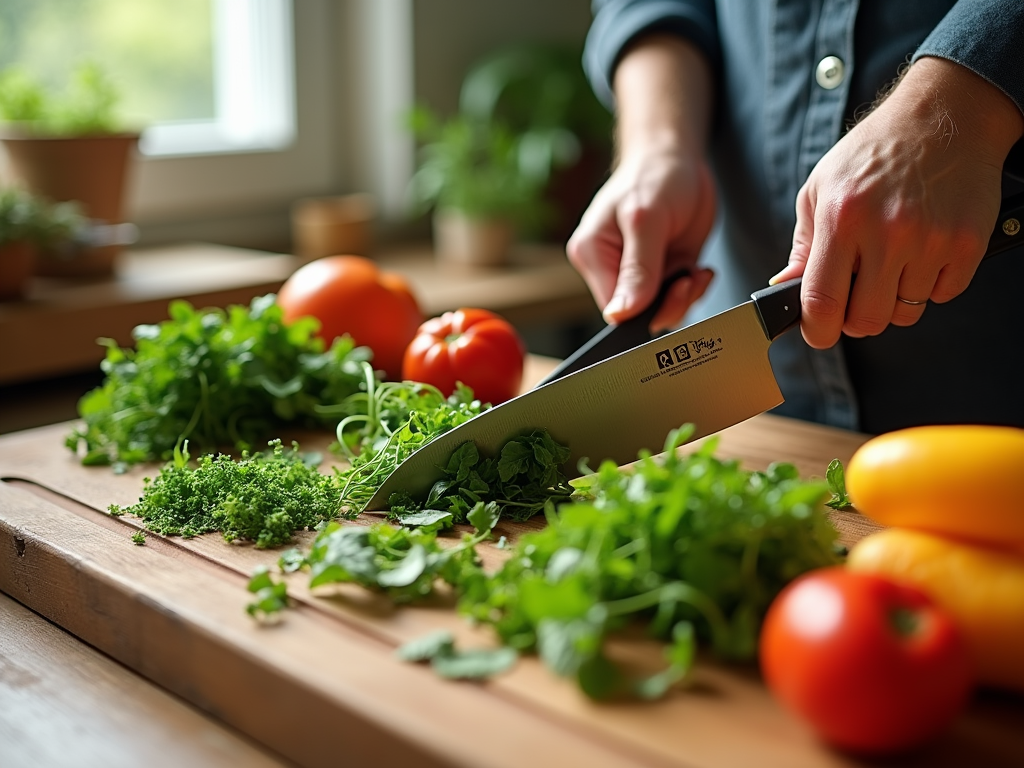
[395,509,453,533]
[395,630,455,662]
[431,647,518,679]
[467,501,500,534]
[377,544,428,587]
[825,458,853,509]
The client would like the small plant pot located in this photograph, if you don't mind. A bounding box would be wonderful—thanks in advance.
[433,209,514,267]
[1,131,139,277]
[0,241,36,300]
[291,193,376,263]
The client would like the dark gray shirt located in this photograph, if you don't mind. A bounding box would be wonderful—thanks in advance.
[584,0,1024,433]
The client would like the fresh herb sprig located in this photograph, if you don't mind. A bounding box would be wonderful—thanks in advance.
[111,439,345,548]
[67,295,370,467]
[327,365,487,512]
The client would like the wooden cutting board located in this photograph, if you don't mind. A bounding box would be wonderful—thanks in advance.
[2,359,1022,768]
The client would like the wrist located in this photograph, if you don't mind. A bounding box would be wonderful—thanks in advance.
[887,56,1024,163]
[612,33,713,162]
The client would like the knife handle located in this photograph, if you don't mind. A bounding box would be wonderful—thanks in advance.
[751,278,803,341]
[751,191,1024,342]
[536,268,691,386]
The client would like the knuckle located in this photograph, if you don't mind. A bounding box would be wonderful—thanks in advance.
[844,313,889,336]
[800,289,844,321]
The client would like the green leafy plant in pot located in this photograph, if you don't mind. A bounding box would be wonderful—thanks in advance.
[407,105,574,267]
[458,44,613,243]
[0,187,85,299]
[0,62,140,277]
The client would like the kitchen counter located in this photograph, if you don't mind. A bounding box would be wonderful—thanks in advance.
[1,356,1022,768]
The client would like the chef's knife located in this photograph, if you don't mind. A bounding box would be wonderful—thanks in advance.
[363,191,1024,511]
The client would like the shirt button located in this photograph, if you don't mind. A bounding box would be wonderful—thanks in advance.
[815,55,845,90]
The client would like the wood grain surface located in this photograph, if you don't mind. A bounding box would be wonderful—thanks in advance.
[2,358,1022,768]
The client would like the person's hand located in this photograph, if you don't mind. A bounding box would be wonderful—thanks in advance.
[771,57,1024,350]
[567,146,716,332]
[568,33,717,332]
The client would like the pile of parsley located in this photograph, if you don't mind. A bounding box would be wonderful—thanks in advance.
[66,295,370,467]
[110,440,343,549]
[259,426,843,698]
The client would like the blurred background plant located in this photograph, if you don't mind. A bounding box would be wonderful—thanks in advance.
[0,187,84,246]
[406,106,554,233]
[0,62,124,136]
[407,43,611,244]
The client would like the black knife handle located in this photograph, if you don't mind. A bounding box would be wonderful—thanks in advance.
[536,267,691,386]
[751,278,803,341]
[752,191,1024,341]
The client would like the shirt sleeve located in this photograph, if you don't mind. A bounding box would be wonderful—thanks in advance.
[912,0,1024,116]
[583,0,720,109]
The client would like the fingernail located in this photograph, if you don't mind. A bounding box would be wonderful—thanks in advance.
[603,294,627,321]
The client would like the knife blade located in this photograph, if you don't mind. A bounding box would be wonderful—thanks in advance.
[363,191,1024,511]
[363,278,801,509]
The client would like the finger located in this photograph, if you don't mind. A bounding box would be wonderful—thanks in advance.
[565,218,624,310]
[650,267,715,332]
[602,208,668,324]
[771,184,815,285]
[889,263,936,327]
[841,236,907,339]
[799,198,859,349]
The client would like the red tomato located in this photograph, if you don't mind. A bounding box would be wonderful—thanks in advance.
[277,255,423,380]
[402,308,525,405]
[759,567,973,755]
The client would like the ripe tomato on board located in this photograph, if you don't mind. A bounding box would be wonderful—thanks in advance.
[276,255,423,380]
[759,567,973,755]
[403,308,525,405]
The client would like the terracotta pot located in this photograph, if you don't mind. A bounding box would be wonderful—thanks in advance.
[291,193,375,263]
[0,131,139,277]
[0,240,36,300]
[433,209,514,267]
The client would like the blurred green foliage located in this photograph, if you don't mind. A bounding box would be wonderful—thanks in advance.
[0,0,214,129]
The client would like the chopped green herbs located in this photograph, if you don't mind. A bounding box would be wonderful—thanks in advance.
[460,426,842,696]
[388,429,574,523]
[111,440,345,548]
[66,295,370,466]
[130,530,146,546]
[328,366,487,513]
[252,424,843,700]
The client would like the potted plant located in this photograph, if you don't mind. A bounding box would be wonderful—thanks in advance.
[407,106,560,267]
[458,44,613,243]
[0,187,84,299]
[0,62,139,277]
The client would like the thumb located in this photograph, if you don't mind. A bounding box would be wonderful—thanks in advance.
[771,184,815,285]
[603,213,665,324]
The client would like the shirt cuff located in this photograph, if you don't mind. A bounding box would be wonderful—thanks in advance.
[912,0,1024,117]
[583,0,720,109]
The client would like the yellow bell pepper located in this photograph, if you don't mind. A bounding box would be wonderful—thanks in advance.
[846,425,1024,554]
[847,528,1024,693]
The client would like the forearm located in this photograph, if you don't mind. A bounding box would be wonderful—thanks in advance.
[612,34,714,163]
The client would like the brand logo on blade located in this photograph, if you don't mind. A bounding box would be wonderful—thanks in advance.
[642,336,725,385]
[655,344,691,369]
